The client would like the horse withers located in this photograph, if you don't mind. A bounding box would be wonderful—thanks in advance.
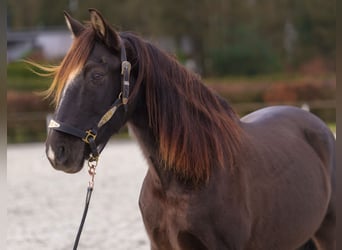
[41,9,335,250]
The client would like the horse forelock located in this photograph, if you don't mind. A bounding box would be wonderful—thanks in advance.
[40,26,96,106]
[124,33,244,184]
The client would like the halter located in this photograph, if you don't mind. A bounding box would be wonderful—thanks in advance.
[48,38,131,160]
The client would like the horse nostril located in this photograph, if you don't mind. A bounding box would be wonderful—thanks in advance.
[56,145,67,164]
[57,145,65,158]
[46,144,67,166]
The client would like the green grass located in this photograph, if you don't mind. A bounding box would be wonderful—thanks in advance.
[327,123,336,134]
[205,72,336,85]
[9,61,336,91]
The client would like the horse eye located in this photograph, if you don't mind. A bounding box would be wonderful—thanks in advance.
[91,72,104,81]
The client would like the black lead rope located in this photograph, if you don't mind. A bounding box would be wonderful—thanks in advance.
[73,186,93,250]
[73,155,98,250]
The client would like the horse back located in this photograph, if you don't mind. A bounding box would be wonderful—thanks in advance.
[241,105,335,173]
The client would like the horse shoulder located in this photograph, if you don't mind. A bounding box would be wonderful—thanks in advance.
[139,160,253,249]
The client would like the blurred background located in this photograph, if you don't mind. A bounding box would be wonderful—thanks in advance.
[7,0,336,143]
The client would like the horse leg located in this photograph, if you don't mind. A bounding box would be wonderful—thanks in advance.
[296,195,335,250]
[311,199,336,250]
[296,239,317,250]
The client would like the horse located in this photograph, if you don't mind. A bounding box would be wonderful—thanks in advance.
[42,9,335,250]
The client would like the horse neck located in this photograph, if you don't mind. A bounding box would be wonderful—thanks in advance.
[127,77,242,188]
[128,87,159,159]
[126,40,242,185]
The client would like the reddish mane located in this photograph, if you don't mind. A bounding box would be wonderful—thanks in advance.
[122,33,243,183]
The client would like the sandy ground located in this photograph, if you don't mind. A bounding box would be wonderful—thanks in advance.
[7,140,150,250]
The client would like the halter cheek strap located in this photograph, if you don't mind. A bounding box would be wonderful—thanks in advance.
[48,39,131,158]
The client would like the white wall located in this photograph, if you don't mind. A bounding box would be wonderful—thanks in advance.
[35,30,72,59]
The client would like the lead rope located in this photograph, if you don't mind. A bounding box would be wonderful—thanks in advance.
[73,155,98,250]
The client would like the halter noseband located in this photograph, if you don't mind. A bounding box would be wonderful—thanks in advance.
[48,39,131,159]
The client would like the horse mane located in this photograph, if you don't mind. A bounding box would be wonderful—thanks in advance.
[121,33,243,184]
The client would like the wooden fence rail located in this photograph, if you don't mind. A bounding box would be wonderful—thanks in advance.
[8,99,335,123]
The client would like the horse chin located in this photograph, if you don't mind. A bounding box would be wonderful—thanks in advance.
[49,153,85,174]
[55,160,85,174]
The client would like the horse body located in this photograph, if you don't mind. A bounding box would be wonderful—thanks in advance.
[132,104,335,250]
[42,10,335,250]
[240,106,334,249]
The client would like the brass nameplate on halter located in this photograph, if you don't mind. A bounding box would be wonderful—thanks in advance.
[97,106,118,128]
[48,119,60,128]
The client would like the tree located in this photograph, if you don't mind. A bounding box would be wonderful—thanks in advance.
[7,0,336,76]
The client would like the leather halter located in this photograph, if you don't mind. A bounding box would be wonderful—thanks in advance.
[48,38,131,159]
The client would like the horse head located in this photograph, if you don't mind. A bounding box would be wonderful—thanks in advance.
[45,9,134,173]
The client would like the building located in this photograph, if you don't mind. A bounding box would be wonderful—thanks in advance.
[7,29,72,62]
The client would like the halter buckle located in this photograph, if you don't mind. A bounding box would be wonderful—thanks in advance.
[82,130,97,144]
[121,61,131,76]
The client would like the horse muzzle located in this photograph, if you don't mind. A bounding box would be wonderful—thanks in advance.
[45,130,86,173]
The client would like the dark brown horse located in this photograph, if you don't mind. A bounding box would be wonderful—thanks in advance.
[42,9,335,250]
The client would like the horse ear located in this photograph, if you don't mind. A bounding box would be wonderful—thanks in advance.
[63,11,85,38]
[88,8,120,50]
